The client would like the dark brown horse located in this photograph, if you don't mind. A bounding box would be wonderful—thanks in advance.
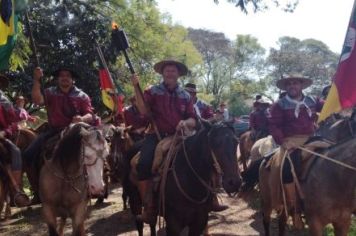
[108,125,151,236]
[163,122,241,235]
[39,123,109,236]
[260,114,356,236]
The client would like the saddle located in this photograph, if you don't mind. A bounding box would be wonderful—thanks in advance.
[41,133,61,161]
[130,136,183,184]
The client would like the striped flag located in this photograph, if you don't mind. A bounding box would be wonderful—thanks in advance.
[319,1,356,122]
[99,68,124,113]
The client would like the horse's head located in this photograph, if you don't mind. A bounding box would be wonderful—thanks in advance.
[206,122,241,194]
[316,113,355,143]
[79,125,109,197]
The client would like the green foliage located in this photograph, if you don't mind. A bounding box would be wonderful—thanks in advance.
[7,0,202,114]
[267,36,339,96]
[214,0,299,13]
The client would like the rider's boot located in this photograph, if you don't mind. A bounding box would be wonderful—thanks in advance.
[9,170,30,207]
[26,168,41,205]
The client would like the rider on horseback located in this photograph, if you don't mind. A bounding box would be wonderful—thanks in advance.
[249,97,270,142]
[268,74,323,229]
[122,96,149,142]
[23,66,98,204]
[0,75,30,207]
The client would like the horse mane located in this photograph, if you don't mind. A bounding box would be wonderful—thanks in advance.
[52,124,83,170]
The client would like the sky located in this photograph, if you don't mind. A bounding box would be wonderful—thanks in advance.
[157,0,355,53]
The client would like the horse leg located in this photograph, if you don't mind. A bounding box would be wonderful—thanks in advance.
[134,218,144,236]
[308,217,324,236]
[262,208,272,236]
[278,212,287,236]
[149,222,156,236]
[42,205,59,236]
[58,217,66,236]
[165,213,184,236]
[188,214,209,236]
[333,217,351,236]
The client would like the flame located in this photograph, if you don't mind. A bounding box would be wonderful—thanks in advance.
[112,21,119,30]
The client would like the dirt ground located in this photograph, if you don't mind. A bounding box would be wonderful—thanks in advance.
[0,184,311,236]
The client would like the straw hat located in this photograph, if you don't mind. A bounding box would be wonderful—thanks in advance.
[276,74,312,90]
[253,98,270,107]
[153,59,188,76]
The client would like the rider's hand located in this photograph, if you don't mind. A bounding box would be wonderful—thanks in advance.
[130,74,139,86]
[33,67,43,81]
[0,131,6,138]
[176,120,186,131]
[72,115,83,123]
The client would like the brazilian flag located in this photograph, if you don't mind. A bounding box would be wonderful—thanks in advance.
[0,0,27,70]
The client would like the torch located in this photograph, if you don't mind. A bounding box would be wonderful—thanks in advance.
[111,23,161,140]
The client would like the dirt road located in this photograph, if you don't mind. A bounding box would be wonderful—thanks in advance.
[0,185,308,236]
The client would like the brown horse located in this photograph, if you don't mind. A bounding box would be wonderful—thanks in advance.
[163,122,241,235]
[238,130,254,171]
[39,123,109,236]
[0,138,12,220]
[259,114,356,236]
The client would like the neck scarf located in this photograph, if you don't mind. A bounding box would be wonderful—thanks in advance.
[285,95,312,118]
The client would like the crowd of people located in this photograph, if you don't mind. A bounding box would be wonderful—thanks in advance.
[0,58,334,233]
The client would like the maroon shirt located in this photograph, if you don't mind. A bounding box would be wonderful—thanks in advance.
[268,95,323,145]
[123,105,149,130]
[0,91,19,137]
[249,109,269,131]
[144,83,196,135]
[45,86,93,129]
[195,100,213,119]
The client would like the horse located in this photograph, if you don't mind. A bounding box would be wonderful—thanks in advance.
[108,125,150,236]
[163,122,241,235]
[238,130,254,171]
[259,113,356,236]
[39,123,109,236]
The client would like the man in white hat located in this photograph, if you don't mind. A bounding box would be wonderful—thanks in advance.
[249,98,270,141]
[131,59,197,224]
[268,74,323,229]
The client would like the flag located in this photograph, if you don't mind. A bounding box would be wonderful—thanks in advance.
[0,0,18,70]
[319,1,356,122]
[99,68,124,113]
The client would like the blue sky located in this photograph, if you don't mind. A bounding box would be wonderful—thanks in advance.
[157,0,355,53]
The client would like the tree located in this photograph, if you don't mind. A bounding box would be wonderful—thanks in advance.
[267,36,339,96]
[8,0,202,113]
[214,0,299,13]
[188,28,233,102]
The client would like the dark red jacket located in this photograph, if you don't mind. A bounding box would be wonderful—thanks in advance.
[0,91,20,137]
[249,109,269,131]
[123,105,149,130]
[268,95,323,145]
[45,86,93,129]
[144,83,196,135]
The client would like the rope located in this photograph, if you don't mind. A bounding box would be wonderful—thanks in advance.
[297,146,356,172]
[280,150,289,218]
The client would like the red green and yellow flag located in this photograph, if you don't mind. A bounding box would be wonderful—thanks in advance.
[319,1,356,122]
[99,68,124,113]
